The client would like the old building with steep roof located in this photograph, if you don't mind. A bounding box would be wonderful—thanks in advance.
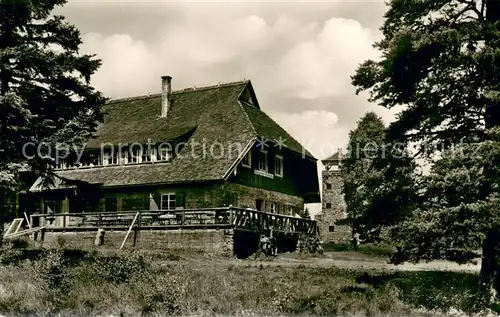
[29,77,320,222]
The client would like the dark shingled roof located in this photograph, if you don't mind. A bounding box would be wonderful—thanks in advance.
[322,151,345,162]
[240,102,313,158]
[31,80,316,191]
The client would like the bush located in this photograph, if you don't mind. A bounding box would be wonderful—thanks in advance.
[91,253,149,283]
[297,235,323,254]
[132,268,184,315]
[0,238,31,265]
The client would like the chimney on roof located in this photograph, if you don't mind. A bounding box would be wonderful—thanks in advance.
[161,75,172,117]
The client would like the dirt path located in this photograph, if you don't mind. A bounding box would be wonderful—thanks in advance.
[165,251,481,273]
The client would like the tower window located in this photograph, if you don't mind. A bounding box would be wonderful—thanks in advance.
[326,183,332,190]
[329,225,335,232]
[326,203,332,209]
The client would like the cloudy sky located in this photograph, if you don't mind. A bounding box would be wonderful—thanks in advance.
[58,0,400,214]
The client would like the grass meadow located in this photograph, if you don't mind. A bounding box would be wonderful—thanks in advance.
[0,239,492,317]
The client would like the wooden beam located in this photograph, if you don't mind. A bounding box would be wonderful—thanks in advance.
[119,212,139,250]
[4,226,45,239]
[24,212,31,229]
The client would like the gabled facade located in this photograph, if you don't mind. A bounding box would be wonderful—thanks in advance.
[29,77,320,222]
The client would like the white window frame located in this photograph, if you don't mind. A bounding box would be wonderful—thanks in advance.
[270,202,276,213]
[150,147,157,162]
[158,146,171,162]
[141,147,153,163]
[274,154,283,177]
[103,152,118,166]
[118,148,129,165]
[241,150,251,168]
[161,193,176,210]
[129,147,141,164]
[258,150,268,172]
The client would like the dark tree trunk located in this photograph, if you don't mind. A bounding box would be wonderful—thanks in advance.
[481,0,500,300]
[484,0,500,129]
[0,189,4,248]
[480,230,500,301]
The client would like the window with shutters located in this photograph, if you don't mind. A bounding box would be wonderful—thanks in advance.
[270,202,276,213]
[161,193,176,210]
[258,150,268,171]
[274,155,283,177]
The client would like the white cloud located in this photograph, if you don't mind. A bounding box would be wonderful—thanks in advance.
[80,33,160,97]
[159,15,273,67]
[276,17,379,99]
[270,110,350,160]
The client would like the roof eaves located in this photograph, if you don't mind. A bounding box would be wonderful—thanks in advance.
[105,178,225,189]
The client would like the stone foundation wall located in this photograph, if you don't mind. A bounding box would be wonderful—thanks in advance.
[40,229,234,255]
[226,183,304,215]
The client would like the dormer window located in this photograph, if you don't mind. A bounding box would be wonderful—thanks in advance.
[242,150,251,168]
[141,147,153,163]
[258,150,268,172]
[158,146,171,162]
[119,148,129,165]
[103,152,118,166]
[130,147,141,164]
[80,152,99,168]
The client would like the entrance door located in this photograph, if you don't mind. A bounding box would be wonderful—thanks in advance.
[256,199,263,211]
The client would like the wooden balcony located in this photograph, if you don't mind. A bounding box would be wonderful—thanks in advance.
[29,206,318,236]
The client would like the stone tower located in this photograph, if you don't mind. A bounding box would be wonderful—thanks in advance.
[316,151,350,243]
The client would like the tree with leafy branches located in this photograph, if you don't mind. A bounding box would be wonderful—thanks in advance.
[352,0,500,302]
[0,0,105,240]
[342,111,418,243]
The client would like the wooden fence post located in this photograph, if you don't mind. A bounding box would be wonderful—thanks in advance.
[133,212,141,247]
[229,206,233,226]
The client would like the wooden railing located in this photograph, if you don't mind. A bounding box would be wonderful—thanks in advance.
[29,206,317,235]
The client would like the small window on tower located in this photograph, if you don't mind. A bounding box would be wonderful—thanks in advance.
[329,225,335,232]
[326,183,332,190]
[326,203,332,209]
